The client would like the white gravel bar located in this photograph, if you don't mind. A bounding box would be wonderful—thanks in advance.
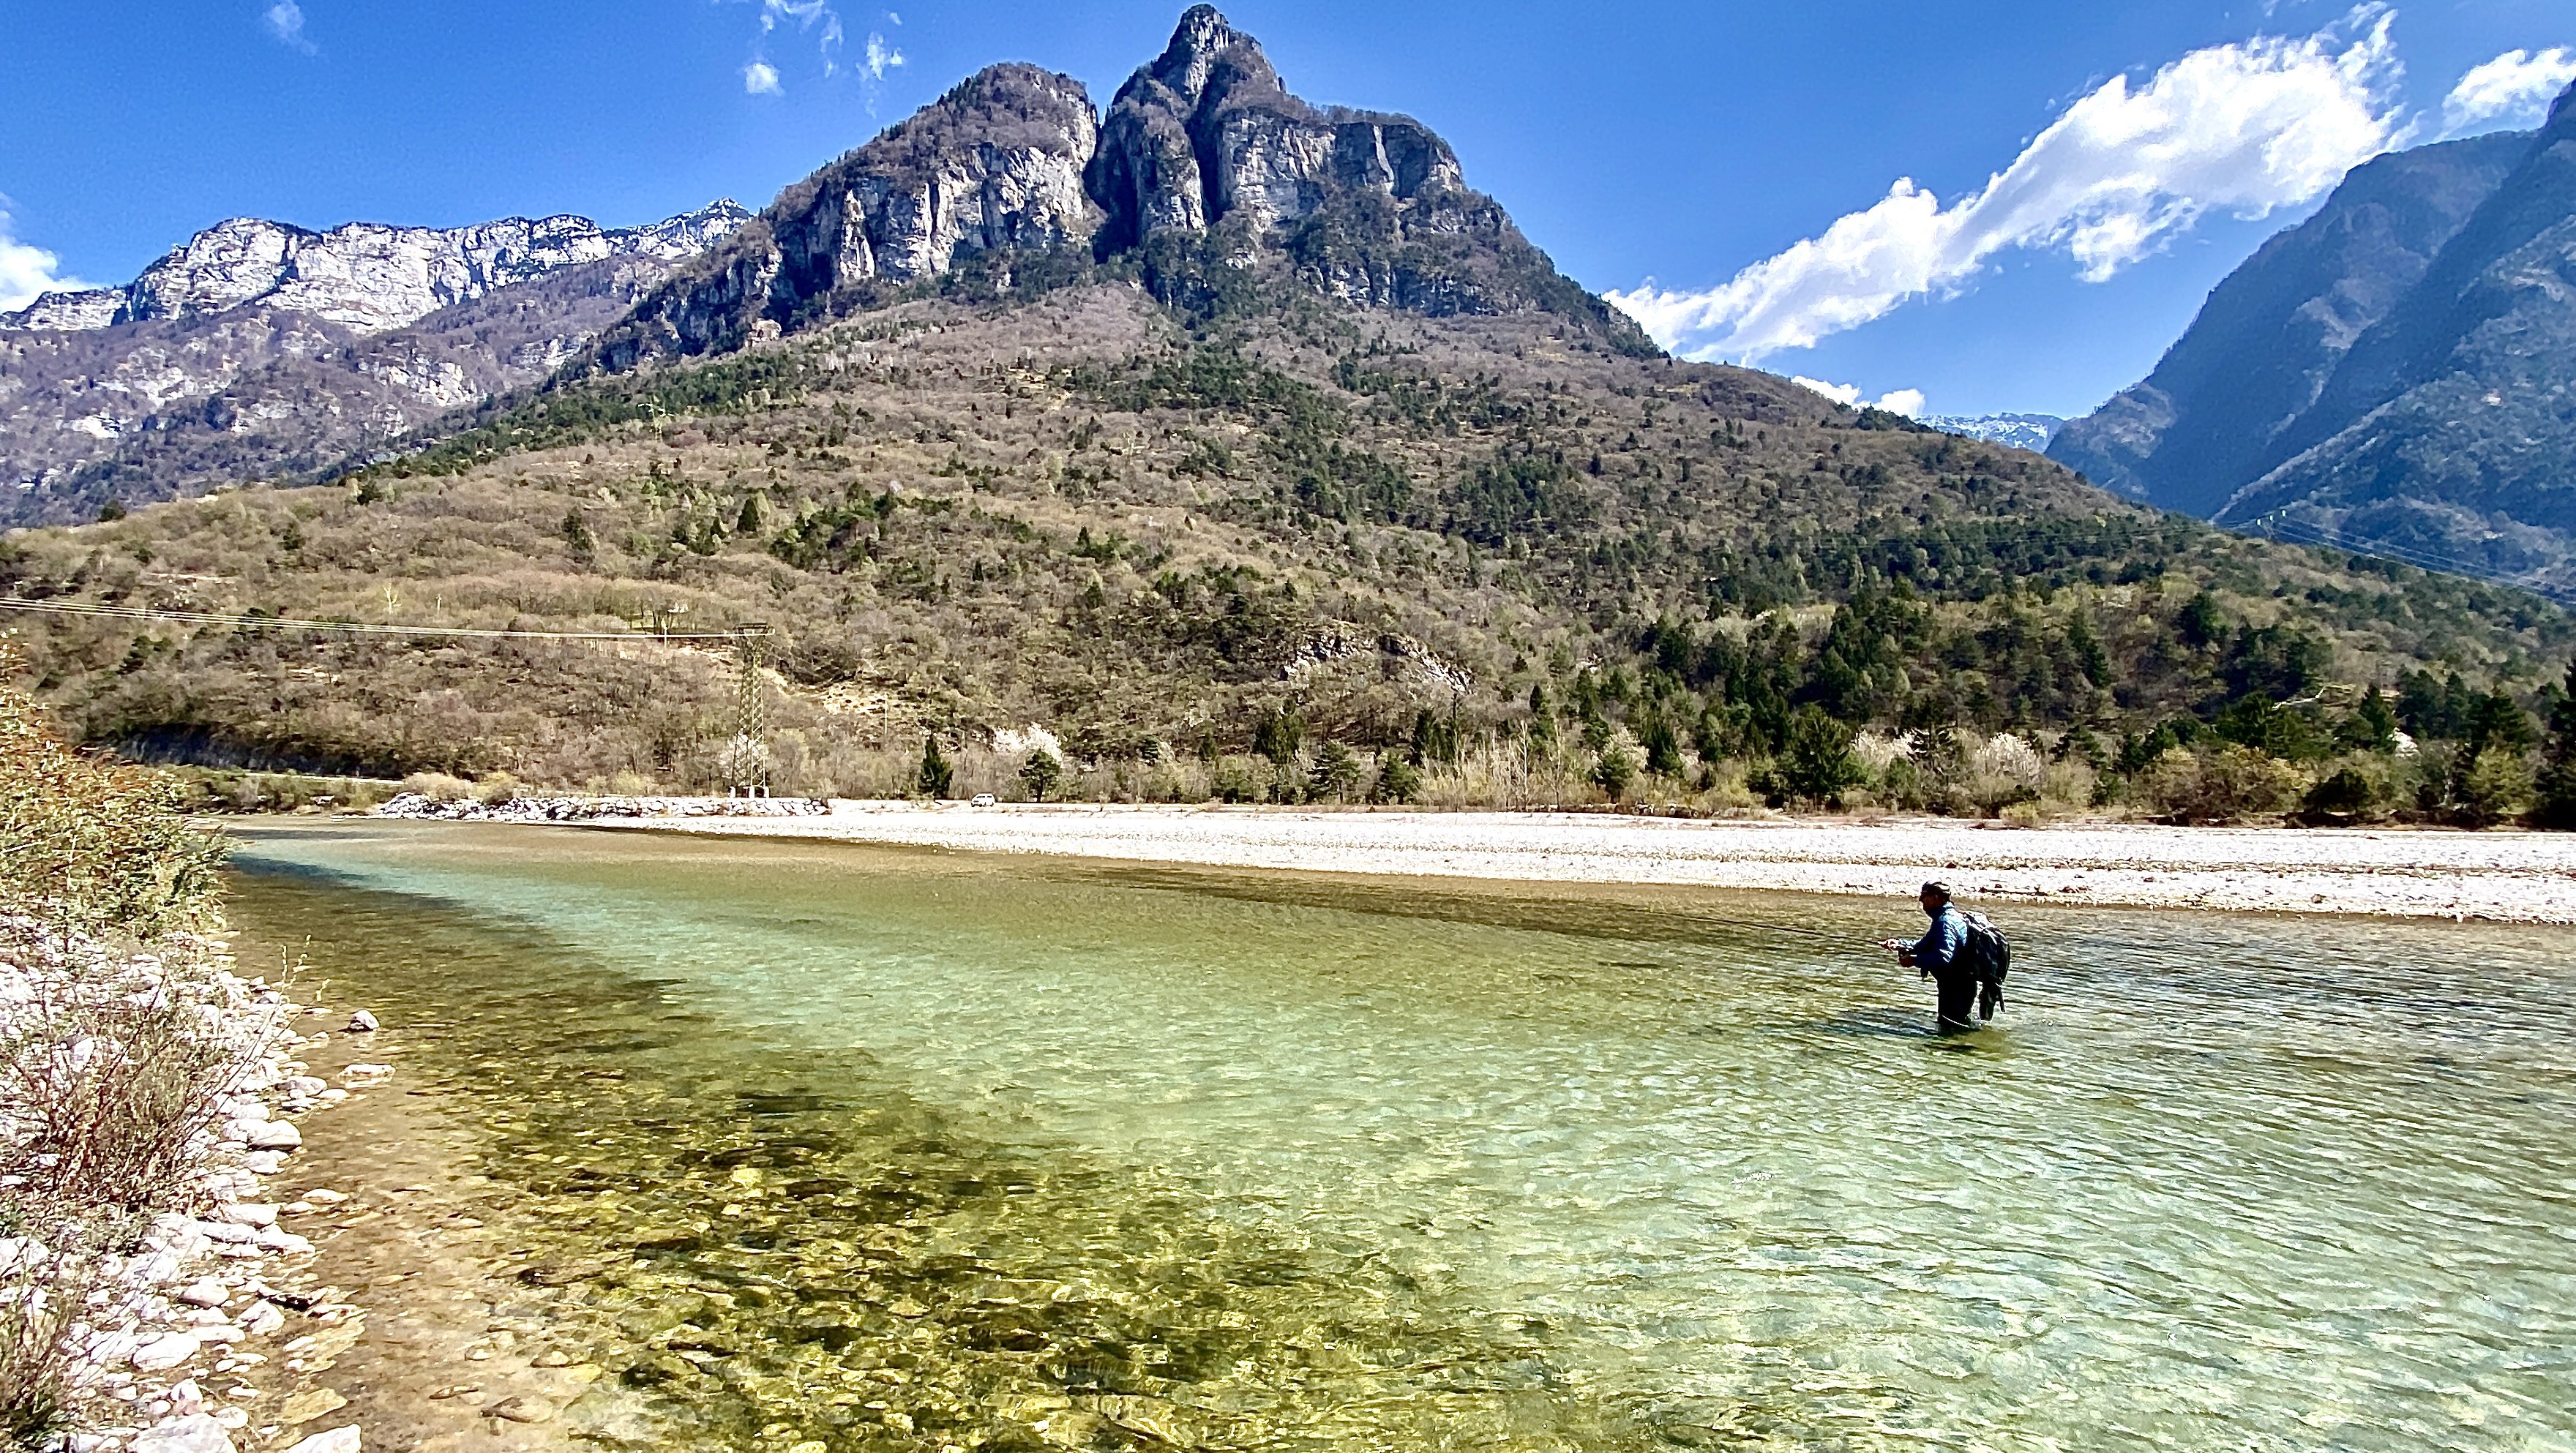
[599,803,2576,923]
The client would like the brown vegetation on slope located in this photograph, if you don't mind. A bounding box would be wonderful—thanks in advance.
[0,277,2568,814]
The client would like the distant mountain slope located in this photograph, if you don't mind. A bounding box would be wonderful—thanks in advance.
[1923,413,2063,451]
[2048,132,2527,514]
[2051,81,2576,593]
[0,203,746,524]
[2215,86,2576,582]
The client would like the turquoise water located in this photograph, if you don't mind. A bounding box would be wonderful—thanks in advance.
[228,821,2576,1451]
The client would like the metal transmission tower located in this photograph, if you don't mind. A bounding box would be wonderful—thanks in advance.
[729,623,774,797]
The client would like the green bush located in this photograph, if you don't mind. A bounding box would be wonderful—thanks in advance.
[1592,745,1637,800]
[2138,744,2304,823]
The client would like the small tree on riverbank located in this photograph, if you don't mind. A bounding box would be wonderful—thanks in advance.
[917,736,954,799]
[1019,749,1063,803]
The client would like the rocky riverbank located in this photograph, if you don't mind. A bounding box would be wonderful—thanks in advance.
[583,802,2576,923]
[375,794,825,825]
[3,917,392,1453]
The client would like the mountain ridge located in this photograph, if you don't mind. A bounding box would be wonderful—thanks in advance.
[3,200,750,336]
[599,6,1650,372]
[2051,80,2576,593]
[0,202,751,523]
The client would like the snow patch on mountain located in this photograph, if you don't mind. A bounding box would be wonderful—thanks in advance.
[1,202,752,336]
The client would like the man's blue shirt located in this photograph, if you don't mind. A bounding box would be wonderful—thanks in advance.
[1913,904,1969,976]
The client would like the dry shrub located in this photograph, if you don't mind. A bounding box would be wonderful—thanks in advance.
[0,702,225,949]
[1961,732,2048,816]
[400,770,475,802]
[2138,744,2306,823]
[0,672,258,1438]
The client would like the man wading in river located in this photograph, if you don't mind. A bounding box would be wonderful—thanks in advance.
[1883,882,2009,1033]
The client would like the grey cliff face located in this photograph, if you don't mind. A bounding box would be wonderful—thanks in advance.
[774,63,1101,293]
[612,6,1645,369]
[1,202,752,337]
[608,64,1101,361]
[1087,4,1463,250]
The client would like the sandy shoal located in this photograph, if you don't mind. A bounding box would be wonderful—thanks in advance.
[600,803,2576,923]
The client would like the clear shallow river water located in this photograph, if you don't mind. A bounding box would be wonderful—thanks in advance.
[226,821,2576,1452]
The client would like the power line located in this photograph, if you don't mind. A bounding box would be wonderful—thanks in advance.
[2238,514,2576,607]
[0,596,755,642]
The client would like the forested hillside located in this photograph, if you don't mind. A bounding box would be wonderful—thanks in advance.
[8,269,2571,823]
[4,7,2573,826]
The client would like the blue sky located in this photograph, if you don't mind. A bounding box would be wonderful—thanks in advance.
[2,1,2569,418]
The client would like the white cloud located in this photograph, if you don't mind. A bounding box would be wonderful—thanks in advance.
[0,209,89,313]
[2442,47,2576,132]
[864,31,903,80]
[1610,10,2405,362]
[1791,377,1924,416]
[263,0,315,53]
[728,0,848,87]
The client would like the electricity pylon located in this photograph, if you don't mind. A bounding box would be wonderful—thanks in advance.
[730,623,773,797]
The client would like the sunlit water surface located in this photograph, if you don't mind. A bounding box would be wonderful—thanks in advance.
[226,822,2576,1452]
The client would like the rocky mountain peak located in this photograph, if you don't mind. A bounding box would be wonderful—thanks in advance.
[1145,4,1268,110]
[1089,7,1461,252]
[603,7,1650,365]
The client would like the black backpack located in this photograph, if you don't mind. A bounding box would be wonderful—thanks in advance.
[1959,911,2011,1021]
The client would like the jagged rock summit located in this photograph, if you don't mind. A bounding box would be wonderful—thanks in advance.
[4,202,751,336]
[1087,5,1461,249]
[607,7,1651,364]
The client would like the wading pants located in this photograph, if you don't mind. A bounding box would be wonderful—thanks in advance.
[1935,973,1980,1032]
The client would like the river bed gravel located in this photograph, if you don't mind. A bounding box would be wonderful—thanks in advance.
[585,803,2576,923]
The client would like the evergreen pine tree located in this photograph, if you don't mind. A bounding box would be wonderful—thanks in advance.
[2534,661,2576,829]
[917,736,954,799]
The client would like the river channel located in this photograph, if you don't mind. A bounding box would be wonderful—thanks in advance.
[225,820,2575,1452]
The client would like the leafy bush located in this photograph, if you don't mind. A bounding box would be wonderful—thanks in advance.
[1372,759,1423,804]
[2138,744,2304,823]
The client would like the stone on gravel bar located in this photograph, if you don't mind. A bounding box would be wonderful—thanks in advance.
[132,1332,201,1371]
[244,1122,302,1151]
[282,1427,361,1453]
[280,1387,347,1424]
[176,1278,229,1308]
[346,1010,379,1032]
[130,1412,236,1453]
[216,1203,279,1227]
[255,1225,315,1255]
[484,1396,554,1424]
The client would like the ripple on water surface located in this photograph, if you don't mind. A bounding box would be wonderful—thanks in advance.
[228,822,2576,1452]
